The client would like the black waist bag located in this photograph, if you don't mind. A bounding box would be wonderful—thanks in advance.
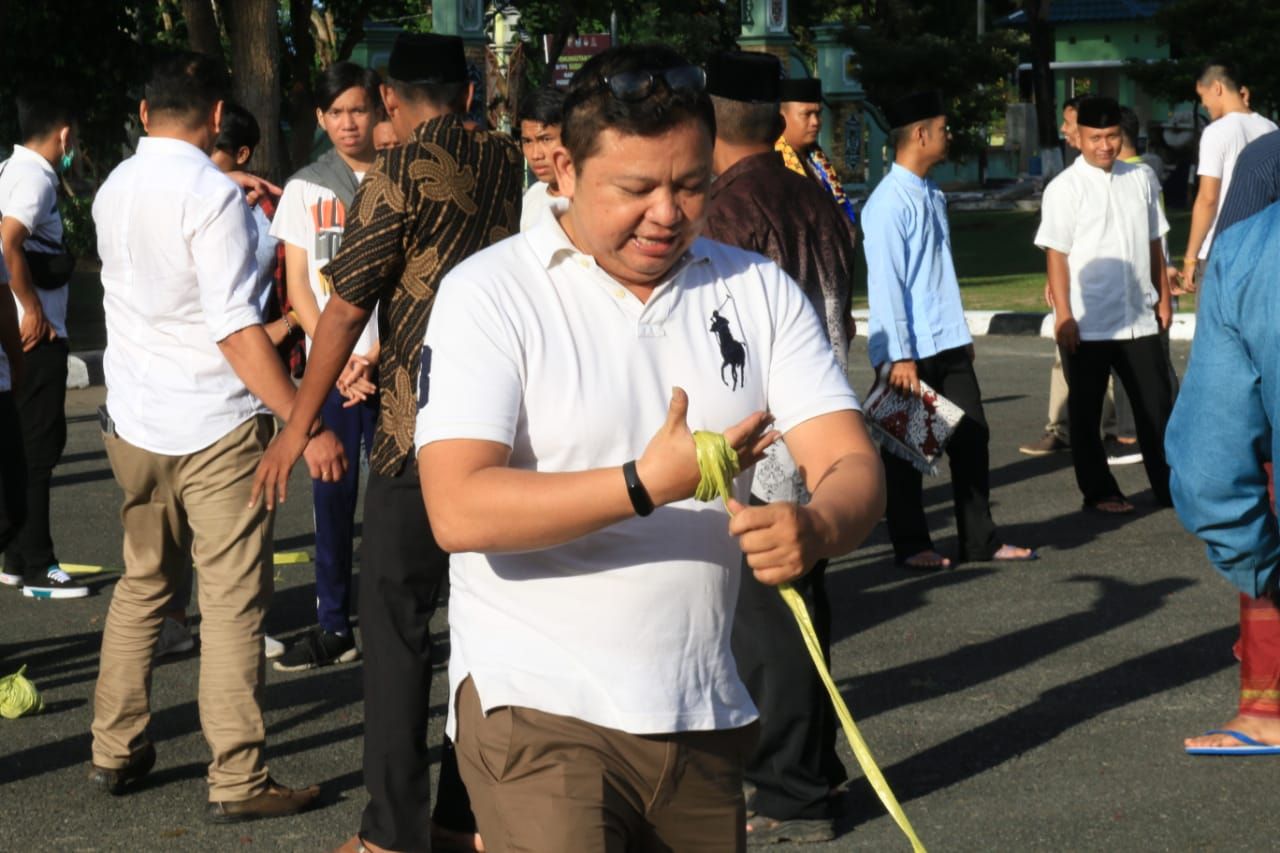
[25,248,74,290]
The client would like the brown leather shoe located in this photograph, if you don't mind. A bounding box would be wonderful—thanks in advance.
[205,777,320,823]
[88,742,156,795]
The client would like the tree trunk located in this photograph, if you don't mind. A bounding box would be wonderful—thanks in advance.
[182,0,221,56]
[287,0,317,176]
[225,0,283,181]
[1025,0,1060,175]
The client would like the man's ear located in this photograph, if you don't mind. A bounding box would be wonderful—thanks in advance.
[236,145,253,167]
[463,81,476,115]
[210,100,225,137]
[551,146,576,198]
[139,100,150,133]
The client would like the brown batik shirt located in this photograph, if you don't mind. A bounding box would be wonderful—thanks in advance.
[324,113,523,475]
[703,150,857,370]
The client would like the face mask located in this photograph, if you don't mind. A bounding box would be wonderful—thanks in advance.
[58,149,75,174]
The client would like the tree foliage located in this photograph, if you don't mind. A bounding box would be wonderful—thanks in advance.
[1127,0,1280,115]
[841,0,1024,160]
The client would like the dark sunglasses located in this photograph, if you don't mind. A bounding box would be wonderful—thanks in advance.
[600,65,707,102]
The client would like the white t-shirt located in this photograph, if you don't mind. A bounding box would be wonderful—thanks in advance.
[518,181,568,232]
[94,137,270,455]
[416,215,860,737]
[0,144,69,339]
[270,176,378,357]
[1197,111,1279,258]
[1035,157,1169,342]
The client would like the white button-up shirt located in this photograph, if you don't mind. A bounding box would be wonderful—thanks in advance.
[0,144,69,339]
[93,137,269,455]
[416,215,859,738]
[1035,157,1169,341]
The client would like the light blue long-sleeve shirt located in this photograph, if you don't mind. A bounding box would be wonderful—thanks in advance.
[862,163,971,367]
[1166,200,1280,598]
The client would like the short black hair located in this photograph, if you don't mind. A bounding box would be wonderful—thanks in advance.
[145,50,231,128]
[16,91,76,143]
[316,61,383,113]
[215,103,260,156]
[388,80,468,113]
[1199,59,1244,91]
[518,87,565,128]
[561,44,714,166]
[1118,106,1140,149]
[1064,95,1084,113]
[709,95,780,146]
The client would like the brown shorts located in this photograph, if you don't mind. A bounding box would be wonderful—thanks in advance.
[454,677,758,852]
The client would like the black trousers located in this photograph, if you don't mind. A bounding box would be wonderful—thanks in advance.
[358,463,471,850]
[1061,335,1173,507]
[732,518,844,821]
[3,338,66,577]
[0,391,27,556]
[882,346,1000,563]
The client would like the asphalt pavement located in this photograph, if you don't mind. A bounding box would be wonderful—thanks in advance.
[0,335,1268,852]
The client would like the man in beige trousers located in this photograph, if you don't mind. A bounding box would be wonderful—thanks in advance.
[87,50,344,822]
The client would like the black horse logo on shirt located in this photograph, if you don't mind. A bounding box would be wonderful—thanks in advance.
[710,310,746,391]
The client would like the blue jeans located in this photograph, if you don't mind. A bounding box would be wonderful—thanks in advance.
[312,386,377,634]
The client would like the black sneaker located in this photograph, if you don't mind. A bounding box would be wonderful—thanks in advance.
[273,628,359,673]
[23,565,90,599]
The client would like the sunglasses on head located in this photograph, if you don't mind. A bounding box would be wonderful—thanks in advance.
[599,65,707,102]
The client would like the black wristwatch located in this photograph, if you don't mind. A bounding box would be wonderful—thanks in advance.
[622,460,654,517]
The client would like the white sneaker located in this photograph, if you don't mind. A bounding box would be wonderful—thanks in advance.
[155,617,195,658]
[264,634,285,660]
[0,570,22,587]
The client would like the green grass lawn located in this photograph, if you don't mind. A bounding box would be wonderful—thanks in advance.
[852,207,1194,313]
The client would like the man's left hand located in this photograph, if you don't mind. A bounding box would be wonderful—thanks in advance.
[726,498,817,586]
[227,171,283,207]
[302,427,347,483]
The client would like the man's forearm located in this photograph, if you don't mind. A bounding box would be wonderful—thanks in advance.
[420,455,639,554]
[1047,251,1072,318]
[802,449,885,561]
[1,238,38,312]
[1183,193,1216,264]
[0,284,21,366]
[285,293,369,436]
[1151,240,1170,302]
[217,325,299,420]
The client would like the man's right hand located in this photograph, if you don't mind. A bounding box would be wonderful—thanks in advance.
[635,387,777,507]
[1055,315,1081,354]
[19,302,52,351]
[888,360,920,397]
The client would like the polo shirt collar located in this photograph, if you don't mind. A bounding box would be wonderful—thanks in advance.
[11,144,55,178]
[526,211,710,281]
[136,136,216,164]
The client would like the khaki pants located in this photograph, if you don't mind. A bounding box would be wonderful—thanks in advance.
[455,677,757,853]
[1046,351,1123,439]
[91,416,274,801]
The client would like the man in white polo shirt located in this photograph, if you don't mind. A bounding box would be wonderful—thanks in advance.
[415,44,885,852]
[1180,59,1277,290]
[1036,96,1174,516]
[87,51,342,821]
[0,92,86,599]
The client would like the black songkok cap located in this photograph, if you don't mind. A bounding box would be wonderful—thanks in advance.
[778,77,822,104]
[1075,96,1122,128]
[387,33,468,85]
[885,91,946,129]
[706,51,781,103]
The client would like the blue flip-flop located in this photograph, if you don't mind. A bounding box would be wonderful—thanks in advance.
[1184,729,1280,755]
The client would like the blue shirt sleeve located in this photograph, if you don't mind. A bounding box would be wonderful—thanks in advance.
[1166,217,1280,598]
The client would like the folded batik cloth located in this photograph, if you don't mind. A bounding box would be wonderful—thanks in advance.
[862,363,965,475]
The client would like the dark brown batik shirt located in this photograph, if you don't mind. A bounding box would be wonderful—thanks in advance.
[324,113,523,475]
[703,150,858,369]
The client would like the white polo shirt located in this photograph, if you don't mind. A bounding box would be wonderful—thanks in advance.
[1197,111,1278,258]
[518,181,568,232]
[0,144,69,339]
[94,137,269,455]
[1035,157,1168,342]
[416,215,859,737]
